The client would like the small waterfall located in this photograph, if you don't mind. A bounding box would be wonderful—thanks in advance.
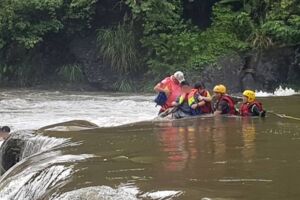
[0,151,93,200]
[20,134,71,160]
[0,120,96,200]
[0,130,71,172]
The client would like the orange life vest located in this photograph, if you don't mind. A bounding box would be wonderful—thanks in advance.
[188,89,212,114]
[198,90,212,113]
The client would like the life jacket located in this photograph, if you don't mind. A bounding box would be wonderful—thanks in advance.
[198,90,212,114]
[186,89,201,115]
[215,95,236,115]
[178,93,189,105]
[187,89,198,105]
[239,101,263,116]
[161,76,181,109]
[187,89,212,114]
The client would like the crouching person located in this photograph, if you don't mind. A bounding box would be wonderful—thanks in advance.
[171,81,193,119]
[240,90,266,117]
[189,82,213,115]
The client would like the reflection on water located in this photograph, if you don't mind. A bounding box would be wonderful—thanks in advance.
[157,117,259,173]
[152,115,300,199]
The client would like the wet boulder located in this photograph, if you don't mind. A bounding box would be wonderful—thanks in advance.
[0,120,99,174]
[0,130,35,173]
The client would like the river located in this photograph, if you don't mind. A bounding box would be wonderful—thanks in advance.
[0,88,300,200]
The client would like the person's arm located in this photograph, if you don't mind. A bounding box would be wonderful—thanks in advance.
[199,91,212,102]
[202,96,212,102]
[214,101,229,116]
[251,105,260,116]
[154,81,170,95]
[154,83,166,92]
[251,105,266,117]
[214,110,222,116]
[171,96,180,107]
[191,100,205,109]
[191,94,199,109]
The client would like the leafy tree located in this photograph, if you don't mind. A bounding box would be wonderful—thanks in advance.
[0,0,98,50]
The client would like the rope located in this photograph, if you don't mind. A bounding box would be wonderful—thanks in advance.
[268,111,300,121]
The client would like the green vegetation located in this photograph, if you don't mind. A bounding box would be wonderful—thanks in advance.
[125,0,299,74]
[0,0,96,50]
[97,22,141,73]
[0,0,299,88]
[57,64,84,82]
[112,79,134,92]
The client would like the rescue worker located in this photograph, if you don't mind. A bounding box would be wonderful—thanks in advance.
[154,71,185,113]
[171,81,193,119]
[213,84,237,116]
[189,82,213,115]
[239,90,266,117]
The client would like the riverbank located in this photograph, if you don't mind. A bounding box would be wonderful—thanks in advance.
[1,44,300,93]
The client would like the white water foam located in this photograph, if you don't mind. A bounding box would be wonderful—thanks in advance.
[0,90,159,131]
[256,86,299,97]
[51,182,183,200]
[0,151,93,200]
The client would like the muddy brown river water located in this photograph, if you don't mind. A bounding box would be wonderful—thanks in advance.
[0,90,299,199]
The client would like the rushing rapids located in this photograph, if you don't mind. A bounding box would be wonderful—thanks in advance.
[0,89,300,199]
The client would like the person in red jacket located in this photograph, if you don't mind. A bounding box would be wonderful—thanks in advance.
[154,71,185,113]
[239,90,266,117]
[213,84,237,116]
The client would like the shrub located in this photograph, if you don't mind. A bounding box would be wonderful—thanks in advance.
[112,79,134,92]
[57,64,84,82]
[97,23,141,74]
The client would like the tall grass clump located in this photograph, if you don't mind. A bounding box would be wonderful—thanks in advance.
[112,79,134,92]
[57,64,84,82]
[97,23,141,74]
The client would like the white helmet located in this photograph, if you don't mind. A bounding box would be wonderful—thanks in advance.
[174,71,185,83]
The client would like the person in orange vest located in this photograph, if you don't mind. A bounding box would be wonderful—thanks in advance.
[239,90,266,117]
[189,82,213,115]
[171,81,193,119]
[154,71,185,113]
[213,84,237,116]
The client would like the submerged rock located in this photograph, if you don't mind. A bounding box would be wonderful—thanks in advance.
[38,120,99,132]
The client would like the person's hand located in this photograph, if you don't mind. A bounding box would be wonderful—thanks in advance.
[259,110,266,117]
[191,104,198,109]
[164,88,170,96]
[198,96,204,101]
[172,101,178,107]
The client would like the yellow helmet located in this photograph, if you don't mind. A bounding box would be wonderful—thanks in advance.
[243,90,255,102]
[213,84,226,94]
